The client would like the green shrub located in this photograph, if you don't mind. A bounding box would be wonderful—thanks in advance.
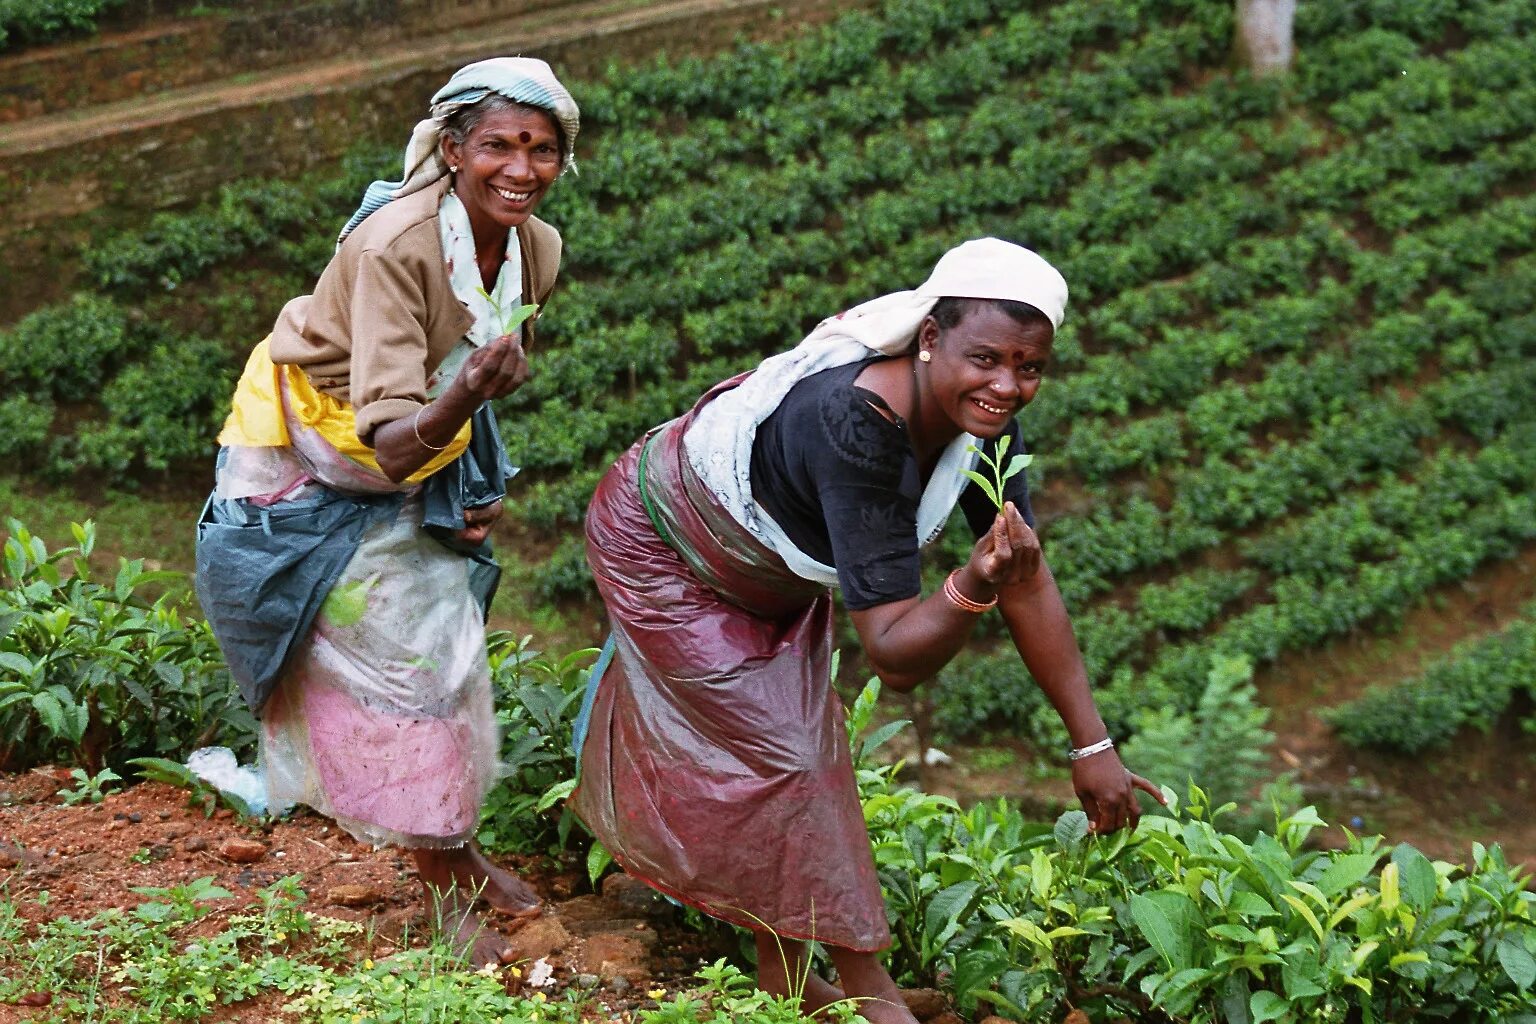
[863,764,1536,1021]
[1324,606,1536,753]
[0,0,124,49]
[0,519,254,772]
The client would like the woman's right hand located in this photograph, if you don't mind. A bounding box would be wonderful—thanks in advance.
[965,501,1041,592]
[457,333,530,401]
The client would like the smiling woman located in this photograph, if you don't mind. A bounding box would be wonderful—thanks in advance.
[568,239,1162,1024]
[193,57,579,969]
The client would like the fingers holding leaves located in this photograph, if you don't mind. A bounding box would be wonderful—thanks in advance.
[463,335,530,400]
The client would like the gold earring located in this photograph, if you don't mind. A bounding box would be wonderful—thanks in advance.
[918,350,932,363]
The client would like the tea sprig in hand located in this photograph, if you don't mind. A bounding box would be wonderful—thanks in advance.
[475,286,539,338]
[961,434,1032,512]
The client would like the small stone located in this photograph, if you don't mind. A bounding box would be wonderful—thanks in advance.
[163,824,191,841]
[901,988,948,1020]
[607,975,631,995]
[328,883,384,907]
[601,872,672,917]
[584,932,650,978]
[505,916,574,964]
[214,808,234,820]
[1062,1012,1091,1024]
[127,813,143,824]
[157,811,172,821]
[106,819,125,832]
[576,973,600,988]
[113,812,128,821]
[18,991,52,1007]
[218,837,267,863]
[0,845,19,868]
[184,836,208,853]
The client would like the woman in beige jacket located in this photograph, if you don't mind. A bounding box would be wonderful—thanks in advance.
[197,57,576,966]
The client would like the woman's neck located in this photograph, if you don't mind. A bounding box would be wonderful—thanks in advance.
[854,356,961,471]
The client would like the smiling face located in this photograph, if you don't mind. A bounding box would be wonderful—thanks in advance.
[440,104,562,244]
[917,300,1054,439]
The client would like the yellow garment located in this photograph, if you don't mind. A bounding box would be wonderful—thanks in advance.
[219,337,469,483]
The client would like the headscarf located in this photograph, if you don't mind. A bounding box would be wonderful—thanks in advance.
[337,56,580,245]
[685,237,1069,585]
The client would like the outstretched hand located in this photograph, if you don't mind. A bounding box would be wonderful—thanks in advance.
[967,501,1041,588]
[1072,748,1166,834]
[457,333,530,401]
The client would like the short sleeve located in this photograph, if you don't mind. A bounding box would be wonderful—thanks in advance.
[813,387,924,610]
[348,247,433,446]
[959,419,1036,538]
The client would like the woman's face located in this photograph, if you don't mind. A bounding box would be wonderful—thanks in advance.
[918,303,1054,438]
[442,105,561,239]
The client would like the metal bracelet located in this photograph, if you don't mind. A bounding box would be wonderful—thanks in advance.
[413,408,448,451]
[943,569,997,613]
[1067,736,1116,762]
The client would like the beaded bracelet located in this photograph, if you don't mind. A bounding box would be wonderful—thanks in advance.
[943,569,998,613]
[413,409,449,451]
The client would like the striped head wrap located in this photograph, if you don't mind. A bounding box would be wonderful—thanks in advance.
[338,56,580,245]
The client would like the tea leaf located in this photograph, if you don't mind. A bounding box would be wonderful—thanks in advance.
[1003,452,1033,481]
[960,469,1000,509]
[1130,891,1199,972]
[1498,936,1536,991]
[1250,990,1290,1024]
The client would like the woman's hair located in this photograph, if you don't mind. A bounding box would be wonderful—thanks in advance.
[931,296,1053,333]
[441,93,568,163]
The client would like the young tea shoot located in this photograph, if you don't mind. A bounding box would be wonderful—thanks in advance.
[475,286,539,338]
[962,434,1031,512]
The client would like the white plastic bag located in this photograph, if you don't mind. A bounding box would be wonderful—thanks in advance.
[186,746,286,817]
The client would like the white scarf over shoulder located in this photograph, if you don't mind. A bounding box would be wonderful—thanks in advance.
[684,237,1069,587]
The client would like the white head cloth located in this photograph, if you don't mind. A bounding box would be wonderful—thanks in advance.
[337,56,579,246]
[684,238,1069,586]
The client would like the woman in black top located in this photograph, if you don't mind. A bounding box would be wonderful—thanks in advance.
[572,240,1159,1024]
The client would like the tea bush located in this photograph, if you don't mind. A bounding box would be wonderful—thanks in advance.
[1324,606,1536,753]
[0,519,253,773]
[0,0,122,50]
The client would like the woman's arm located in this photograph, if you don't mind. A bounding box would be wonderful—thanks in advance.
[997,561,1164,832]
[849,502,1037,691]
[373,333,530,482]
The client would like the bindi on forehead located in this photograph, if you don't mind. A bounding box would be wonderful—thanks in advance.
[519,130,532,144]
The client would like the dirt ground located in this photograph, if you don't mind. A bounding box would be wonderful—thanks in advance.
[0,771,736,1022]
[0,771,977,1023]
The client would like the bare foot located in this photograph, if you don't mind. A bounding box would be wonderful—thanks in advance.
[827,947,920,1024]
[754,934,850,1017]
[429,884,516,968]
[466,843,542,916]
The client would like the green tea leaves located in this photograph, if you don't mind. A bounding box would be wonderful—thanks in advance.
[962,434,1033,513]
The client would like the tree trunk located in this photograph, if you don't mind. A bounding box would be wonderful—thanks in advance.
[1234,0,1296,77]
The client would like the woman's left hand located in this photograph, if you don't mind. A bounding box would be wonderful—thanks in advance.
[454,500,504,546]
[1071,749,1165,834]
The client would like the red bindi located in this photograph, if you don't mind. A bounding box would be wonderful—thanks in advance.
[519,130,532,144]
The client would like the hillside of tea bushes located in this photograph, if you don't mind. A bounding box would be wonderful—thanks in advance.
[2,0,1535,751]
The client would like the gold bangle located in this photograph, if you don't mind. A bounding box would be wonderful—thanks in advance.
[943,569,997,614]
[412,408,448,451]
